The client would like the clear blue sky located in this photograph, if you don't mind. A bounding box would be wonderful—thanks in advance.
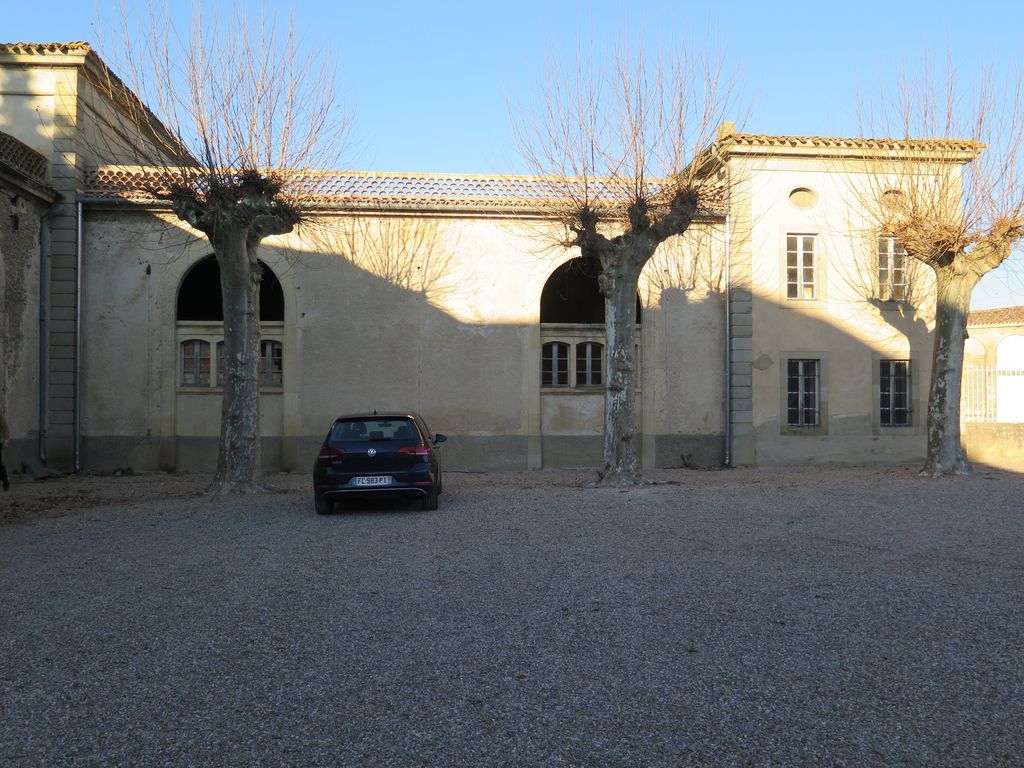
[7,0,1024,307]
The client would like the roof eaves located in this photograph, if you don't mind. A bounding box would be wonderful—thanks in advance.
[718,132,983,162]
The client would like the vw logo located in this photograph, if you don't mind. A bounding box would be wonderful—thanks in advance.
[367,448,377,457]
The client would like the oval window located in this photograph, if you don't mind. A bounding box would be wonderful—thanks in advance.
[788,187,817,209]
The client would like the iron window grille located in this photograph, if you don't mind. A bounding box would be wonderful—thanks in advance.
[787,359,820,426]
[880,359,911,426]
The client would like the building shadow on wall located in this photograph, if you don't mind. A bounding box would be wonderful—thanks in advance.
[77,204,1021,476]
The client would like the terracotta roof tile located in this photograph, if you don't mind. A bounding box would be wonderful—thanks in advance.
[85,167,726,214]
[968,306,1024,327]
[0,42,92,56]
[724,132,983,155]
[0,131,48,182]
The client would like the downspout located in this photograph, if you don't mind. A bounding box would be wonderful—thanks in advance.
[37,209,52,465]
[723,164,733,468]
[74,197,83,472]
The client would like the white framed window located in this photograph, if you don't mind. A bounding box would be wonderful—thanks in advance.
[880,359,911,427]
[575,342,603,387]
[787,359,820,427]
[786,234,816,300]
[542,342,570,387]
[181,340,211,387]
[878,235,907,301]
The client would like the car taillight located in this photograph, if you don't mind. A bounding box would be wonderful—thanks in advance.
[318,446,345,459]
[399,445,431,457]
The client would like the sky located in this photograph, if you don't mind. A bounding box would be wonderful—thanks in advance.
[7,0,1024,308]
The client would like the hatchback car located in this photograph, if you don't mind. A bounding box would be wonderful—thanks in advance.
[313,413,446,513]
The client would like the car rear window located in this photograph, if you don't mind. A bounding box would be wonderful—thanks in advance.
[330,419,418,443]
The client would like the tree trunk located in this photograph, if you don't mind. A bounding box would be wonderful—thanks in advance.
[922,267,979,477]
[209,228,264,493]
[599,255,645,485]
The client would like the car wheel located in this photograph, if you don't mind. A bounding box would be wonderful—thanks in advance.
[437,473,443,495]
[422,484,439,511]
[314,494,331,515]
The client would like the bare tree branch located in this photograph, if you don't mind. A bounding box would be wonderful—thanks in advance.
[853,56,1024,476]
[513,39,740,485]
[90,0,350,492]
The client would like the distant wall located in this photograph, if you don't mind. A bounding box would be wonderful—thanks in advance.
[963,423,1024,471]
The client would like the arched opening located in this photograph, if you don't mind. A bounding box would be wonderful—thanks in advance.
[539,257,642,390]
[176,256,284,321]
[175,256,285,389]
[995,335,1024,423]
[540,257,642,324]
[538,257,644,467]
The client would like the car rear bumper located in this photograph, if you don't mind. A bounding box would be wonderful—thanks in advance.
[319,484,430,499]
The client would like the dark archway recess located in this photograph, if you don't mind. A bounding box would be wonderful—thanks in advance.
[176,256,284,321]
[540,257,641,324]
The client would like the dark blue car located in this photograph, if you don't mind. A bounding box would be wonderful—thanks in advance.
[313,413,446,513]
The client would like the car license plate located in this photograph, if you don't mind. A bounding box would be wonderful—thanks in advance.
[353,476,392,487]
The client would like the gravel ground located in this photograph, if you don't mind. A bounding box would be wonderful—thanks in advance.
[1,465,1022,767]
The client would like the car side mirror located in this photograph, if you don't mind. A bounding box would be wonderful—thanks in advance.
[433,433,447,445]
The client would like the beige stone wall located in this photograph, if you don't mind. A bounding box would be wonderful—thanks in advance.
[734,155,937,464]
[0,180,44,467]
[78,208,730,471]
[1,55,85,466]
[78,154,958,472]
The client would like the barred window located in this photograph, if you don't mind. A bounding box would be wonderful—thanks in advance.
[880,359,910,427]
[542,342,570,387]
[181,340,211,387]
[786,234,816,300]
[575,342,603,386]
[878,235,907,301]
[787,359,820,426]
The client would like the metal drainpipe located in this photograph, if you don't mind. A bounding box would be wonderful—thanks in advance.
[74,198,83,472]
[723,165,733,468]
[37,209,52,465]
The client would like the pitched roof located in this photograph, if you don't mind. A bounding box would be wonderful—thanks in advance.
[0,41,92,56]
[85,167,726,214]
[725,132,983,154]
[968,306,1024,328]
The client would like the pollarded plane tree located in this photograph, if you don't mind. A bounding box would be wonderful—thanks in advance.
[93,1,348,492]
[514,44,738,485]
[855,65,1024,476]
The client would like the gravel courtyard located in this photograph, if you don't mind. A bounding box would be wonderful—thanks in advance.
[1,466,1022,767]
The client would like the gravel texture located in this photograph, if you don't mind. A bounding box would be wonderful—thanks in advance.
[1,465,1023,766]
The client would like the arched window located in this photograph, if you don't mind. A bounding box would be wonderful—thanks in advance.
[540,258,640,390]
[177,256,285,389]
[996,335,1024,423]
[542,342,569,387]
[576,342,603,386]
[260,340,283,387]
[181,340,211,386]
